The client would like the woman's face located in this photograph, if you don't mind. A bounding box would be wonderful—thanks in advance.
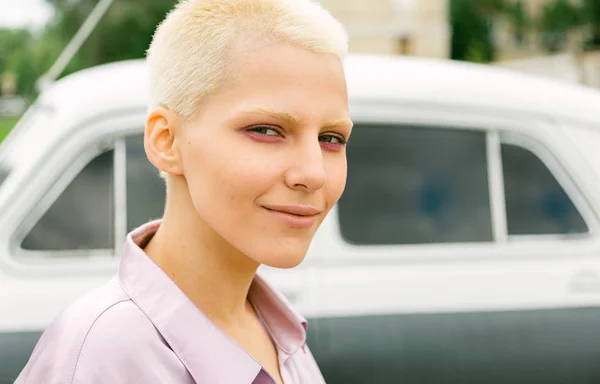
[177,42,351,268]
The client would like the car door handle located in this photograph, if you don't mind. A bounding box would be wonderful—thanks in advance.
[569,270,600,293]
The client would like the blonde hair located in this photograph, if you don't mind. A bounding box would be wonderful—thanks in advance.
[146,0,348,119]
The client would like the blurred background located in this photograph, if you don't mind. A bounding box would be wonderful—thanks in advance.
[1,0,600,139]
[3,1,600,383]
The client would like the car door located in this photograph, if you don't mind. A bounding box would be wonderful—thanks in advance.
[308,101,600,384]
[0,111,165,383]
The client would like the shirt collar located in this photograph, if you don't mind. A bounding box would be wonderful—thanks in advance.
[249,272,308,356]
[118,220,307,382]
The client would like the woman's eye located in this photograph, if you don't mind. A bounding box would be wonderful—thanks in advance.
[319,135,346,145]
[249,126,281,136]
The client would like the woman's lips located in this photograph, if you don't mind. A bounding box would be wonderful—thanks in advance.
[262,204,322,228]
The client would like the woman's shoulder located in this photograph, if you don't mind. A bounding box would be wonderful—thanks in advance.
[47,277,147,347]
[15,278,183,383]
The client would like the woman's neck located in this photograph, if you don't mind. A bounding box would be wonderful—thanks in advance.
[144,181,260,328]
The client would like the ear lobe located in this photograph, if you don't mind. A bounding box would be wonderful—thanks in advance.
[144,107,185,176]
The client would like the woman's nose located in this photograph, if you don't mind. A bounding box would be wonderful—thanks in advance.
[284,140,327,192]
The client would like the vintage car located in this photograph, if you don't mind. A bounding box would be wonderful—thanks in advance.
[2,54,600,383]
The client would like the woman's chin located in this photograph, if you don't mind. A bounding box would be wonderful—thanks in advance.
[253,248,308,269]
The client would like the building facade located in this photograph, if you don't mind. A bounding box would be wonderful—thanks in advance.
[319,0,450,58]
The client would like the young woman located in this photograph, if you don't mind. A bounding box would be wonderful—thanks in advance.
[16,0,351,382]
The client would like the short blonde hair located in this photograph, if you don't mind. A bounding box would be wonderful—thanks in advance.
[146,0,348,119]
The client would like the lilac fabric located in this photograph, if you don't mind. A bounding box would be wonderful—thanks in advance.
[16,221,326,384]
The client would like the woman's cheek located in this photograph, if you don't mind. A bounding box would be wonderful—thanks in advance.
[325,162,347,202]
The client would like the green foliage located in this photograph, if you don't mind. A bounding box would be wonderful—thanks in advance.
[581,0,600,49]
[507,1,530,45]
[0,117,18,143]
[0,0,177,97]
[0,28,33,74]
[0,28,60,98]
[537,0,581,52]
[451,0,600,62]
[534,0,600,52]
[2,0,600,96]
[45,0,177,78]
[451,0,505,62]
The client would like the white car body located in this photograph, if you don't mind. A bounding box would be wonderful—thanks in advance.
[2,54,600,383]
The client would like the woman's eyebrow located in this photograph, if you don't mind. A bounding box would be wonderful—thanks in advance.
[240,107,301,125]
[323,118,353,129]
[239,107,352,128]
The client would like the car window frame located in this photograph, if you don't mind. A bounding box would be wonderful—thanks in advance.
[0,109,147,277]
[498,130,594,241]
[14,140,116,258]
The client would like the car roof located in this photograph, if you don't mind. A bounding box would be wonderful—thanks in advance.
[346,54,600,123]
[38,53,600,127]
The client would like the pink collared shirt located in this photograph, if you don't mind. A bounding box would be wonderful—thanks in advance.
[16,221,325,384]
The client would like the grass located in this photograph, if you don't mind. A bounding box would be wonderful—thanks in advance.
[0,117,18,144]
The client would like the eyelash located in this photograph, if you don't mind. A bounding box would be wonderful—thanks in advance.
[247,125,347,145]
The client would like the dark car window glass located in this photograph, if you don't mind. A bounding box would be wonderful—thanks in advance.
[21,149,114,250]
[338,124,492,245]
[501,143,587,236]
[125,134,166,232]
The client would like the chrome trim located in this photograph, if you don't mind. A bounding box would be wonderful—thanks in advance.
[487,130,508,242]
[113,138,127,258]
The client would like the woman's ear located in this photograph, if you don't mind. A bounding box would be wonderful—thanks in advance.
[144,107,185,176]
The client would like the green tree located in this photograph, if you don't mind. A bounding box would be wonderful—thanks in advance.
[16,34,64,96]
[0,28,33,76]
[1,1,178,97]
[451,0,506,63]
[507,1,530,46]
[537,0,581,52]
[581,0,600,50]
[0,28,34,93]
[0,28,60,98]
[43,0,178,78]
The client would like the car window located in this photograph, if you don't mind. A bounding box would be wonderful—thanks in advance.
[338,123,493,245]
[21,149,114,251]
[501,143,588,236]
[125,134,166,232]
